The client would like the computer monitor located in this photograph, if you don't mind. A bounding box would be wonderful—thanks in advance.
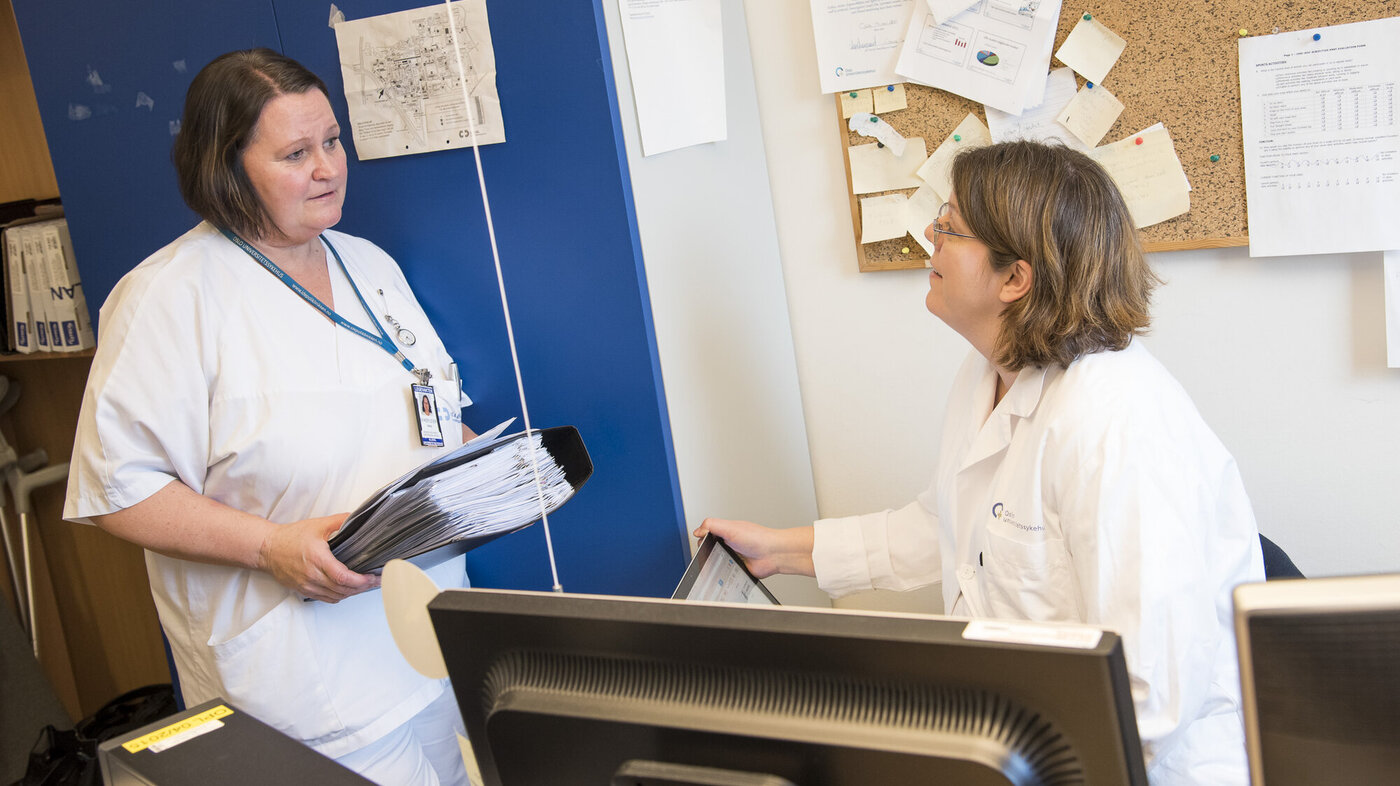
[429,589,1147,785]
[1233,573,1400,785]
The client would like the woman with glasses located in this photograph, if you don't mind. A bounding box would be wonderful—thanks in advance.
[698,141,1264,785]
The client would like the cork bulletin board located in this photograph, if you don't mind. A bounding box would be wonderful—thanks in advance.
[843,1,1400,272]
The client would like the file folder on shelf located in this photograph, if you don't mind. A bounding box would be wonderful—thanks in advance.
[328,425,592,573]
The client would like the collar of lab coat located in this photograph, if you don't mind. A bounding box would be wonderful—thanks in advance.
[959,360,1049,470]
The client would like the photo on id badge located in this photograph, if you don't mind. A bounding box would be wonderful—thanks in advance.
[413,383,444,447]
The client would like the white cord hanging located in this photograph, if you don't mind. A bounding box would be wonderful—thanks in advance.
[442,0,563,592]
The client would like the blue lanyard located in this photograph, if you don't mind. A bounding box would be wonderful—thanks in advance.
[220,228,417,375]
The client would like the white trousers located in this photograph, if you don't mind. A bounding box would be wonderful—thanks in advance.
[335,688,470,786]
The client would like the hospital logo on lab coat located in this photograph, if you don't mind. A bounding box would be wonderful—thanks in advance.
[991,502,1044,533]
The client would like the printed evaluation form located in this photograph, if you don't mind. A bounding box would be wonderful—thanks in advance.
[810,0,917,93]
[1239,17,1400,257]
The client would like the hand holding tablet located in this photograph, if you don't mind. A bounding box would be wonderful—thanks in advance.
[672,533,780,605]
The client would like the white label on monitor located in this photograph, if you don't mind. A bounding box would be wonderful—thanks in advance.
[689,546,774,605]
[961,620,1103,650]
[146,719,224,753]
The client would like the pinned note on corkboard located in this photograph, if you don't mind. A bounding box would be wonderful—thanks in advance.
[842,1,1400,272]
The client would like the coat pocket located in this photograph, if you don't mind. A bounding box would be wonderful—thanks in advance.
[208,595,342,743]
[980,527,1080,622]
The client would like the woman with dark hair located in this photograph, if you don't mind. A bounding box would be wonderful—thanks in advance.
[64,49,473,784]
[699,141,1264,784]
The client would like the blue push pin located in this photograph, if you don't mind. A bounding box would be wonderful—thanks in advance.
[1086,81,1095,89]
[886,85,895,91]
[1313,33,1321,41]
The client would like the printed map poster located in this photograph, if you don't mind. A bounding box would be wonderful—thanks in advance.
[334,0,505,160]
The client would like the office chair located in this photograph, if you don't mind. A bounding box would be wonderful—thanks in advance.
[1259,534,1303,580]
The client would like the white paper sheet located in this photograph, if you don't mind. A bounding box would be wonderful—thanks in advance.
[1090,124,1190,229]
[925,0,979,25]
[984,66,1086,150]
[1387,251,1400,368]
[906,183,942,255]
[618,0,726,157]
[334,0,504,161]
[849,113,910,156]
[1239,18,1400,257]
[1056,82,1123,147]
[1053,14,1125,86]
[894,0,1063,115]
[810,0,918,94]
[916,113,990,201]
[849,137,928,193]
[860,193,911,242]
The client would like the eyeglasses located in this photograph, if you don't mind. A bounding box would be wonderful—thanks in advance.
[927,202,976,250]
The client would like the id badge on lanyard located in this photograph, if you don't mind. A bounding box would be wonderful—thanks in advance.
[221,227,449,448]
[413,383,444,447]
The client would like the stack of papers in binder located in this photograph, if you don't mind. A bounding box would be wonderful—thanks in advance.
[329,424,592,573]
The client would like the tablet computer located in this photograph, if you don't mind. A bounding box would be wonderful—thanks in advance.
[672,533,780,605]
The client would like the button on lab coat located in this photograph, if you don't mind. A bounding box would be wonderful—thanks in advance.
[813,341,1264,785]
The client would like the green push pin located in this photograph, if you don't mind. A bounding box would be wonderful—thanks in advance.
[1210,154,1221,162]
[870,116,879,123]
[953,134,962,142]
[849,91,858,98]
[1083,13,1091,21]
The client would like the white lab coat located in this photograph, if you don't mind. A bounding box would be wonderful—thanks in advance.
[65,222,473,759]
[812,341,1264,785]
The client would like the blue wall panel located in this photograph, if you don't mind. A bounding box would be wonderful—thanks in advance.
[10,0,281,327]
[14,0,689,597]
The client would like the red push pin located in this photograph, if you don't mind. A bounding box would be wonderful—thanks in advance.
[1135,137,1143,145]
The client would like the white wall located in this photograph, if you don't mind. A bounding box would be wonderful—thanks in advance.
[600,0,1400,607]
[740,2,1400,583]
[600,0,827,606]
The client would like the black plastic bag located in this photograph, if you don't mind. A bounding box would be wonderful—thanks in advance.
[12,684,176,786]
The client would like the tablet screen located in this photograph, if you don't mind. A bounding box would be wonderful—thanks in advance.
[672,533,780,605]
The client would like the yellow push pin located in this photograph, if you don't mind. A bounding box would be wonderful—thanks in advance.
[901,247,910,254]
[1238,28,1248,37]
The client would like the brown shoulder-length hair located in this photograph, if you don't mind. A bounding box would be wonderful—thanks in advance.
[950,140,1160,371]
[172,48,329,240]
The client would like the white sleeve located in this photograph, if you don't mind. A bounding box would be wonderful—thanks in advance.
[1053,415,1241,769]
[811,480,942,598]
[64,265,212,524]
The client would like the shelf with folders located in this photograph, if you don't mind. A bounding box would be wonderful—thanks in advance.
[0,347,95,364]
[1,211,97,359]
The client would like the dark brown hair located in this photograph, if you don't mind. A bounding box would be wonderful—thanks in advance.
[951,141,1160,371]
[172,48,329,240]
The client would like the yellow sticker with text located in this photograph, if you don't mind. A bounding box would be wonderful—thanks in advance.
[122,705,234,753]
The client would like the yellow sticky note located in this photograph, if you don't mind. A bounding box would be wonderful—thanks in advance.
[840,89,874,119]
[873,84,908,114]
